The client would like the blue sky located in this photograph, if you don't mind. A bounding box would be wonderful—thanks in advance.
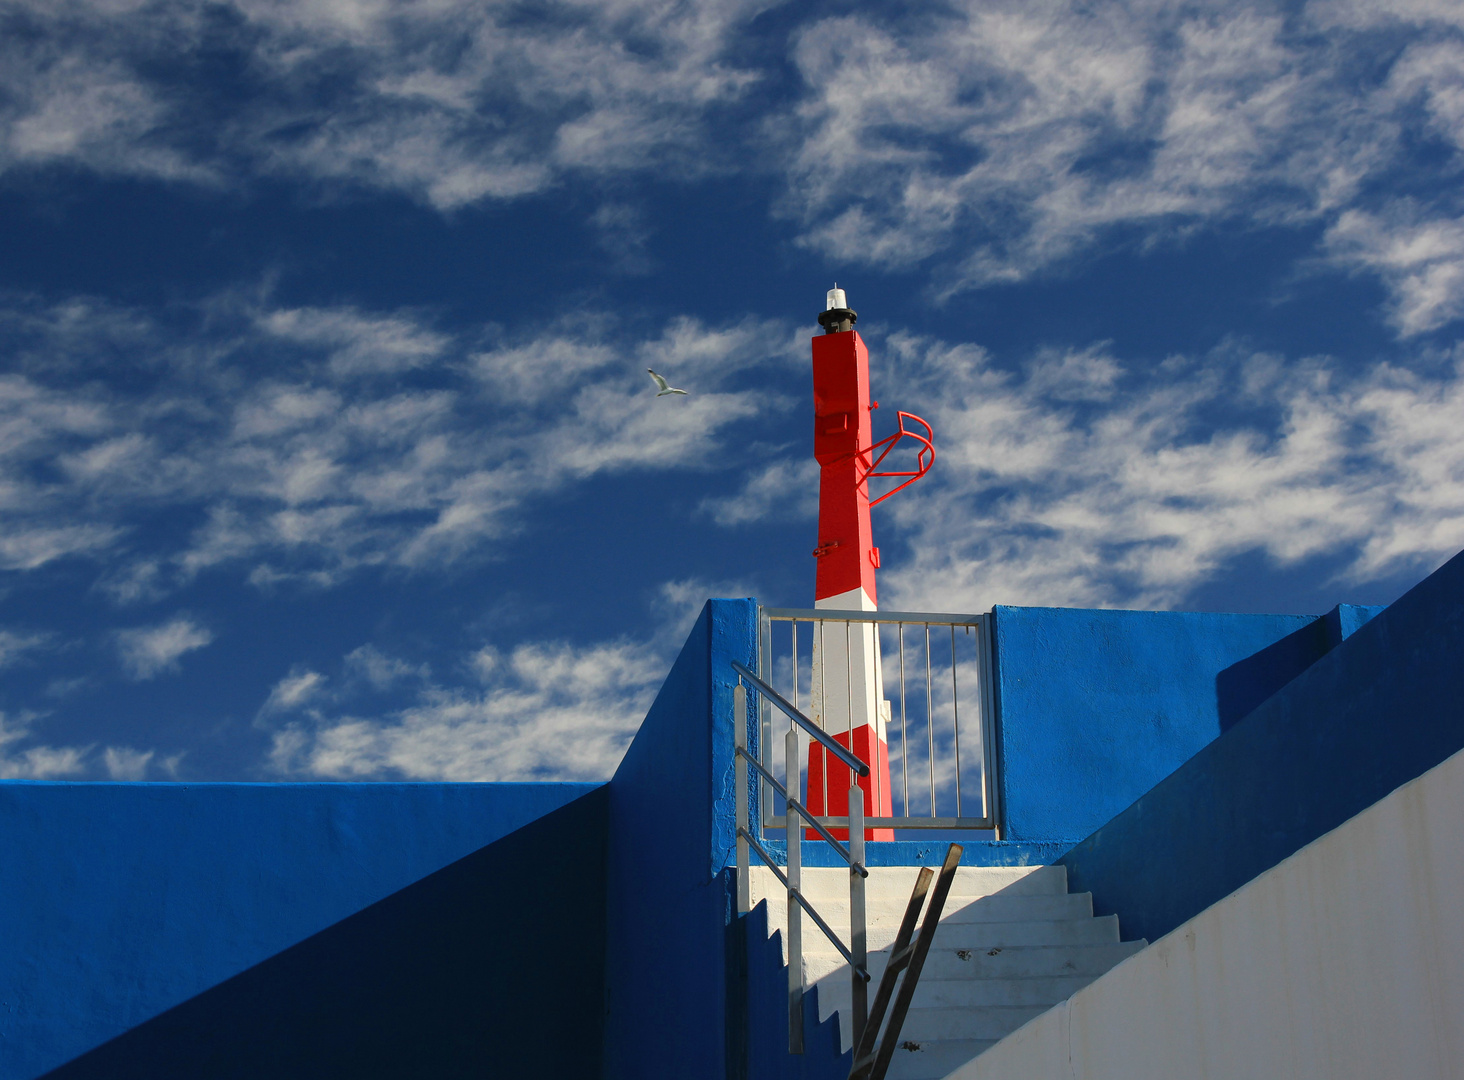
[1,0,1461,782]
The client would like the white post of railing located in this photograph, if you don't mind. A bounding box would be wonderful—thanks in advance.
[735,683,750,915]
[786,726,804,1053]
[849,784,867,1049]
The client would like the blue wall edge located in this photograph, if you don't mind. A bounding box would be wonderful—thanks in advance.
[744,839,1067,868]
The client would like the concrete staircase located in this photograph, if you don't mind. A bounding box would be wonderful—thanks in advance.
[749,864,1146,1080]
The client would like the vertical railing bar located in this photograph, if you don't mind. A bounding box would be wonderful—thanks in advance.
[925,624,935,818]
[791,619,799,712]
[951,624,962,820]
[844,618,856,832]
[898,622,908,819]
[849,785,867,1050]
[735,682,750,915]
[786,726,804,1054]
[760,607,773,830]
[845,617,853,786]
[819,618,828,823]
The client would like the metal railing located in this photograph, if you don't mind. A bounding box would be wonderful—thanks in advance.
[733,663,873,1052]
[756,608,999,833]
[732,607,999,1057]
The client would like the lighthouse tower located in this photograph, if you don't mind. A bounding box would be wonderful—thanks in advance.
[806,286,894,841]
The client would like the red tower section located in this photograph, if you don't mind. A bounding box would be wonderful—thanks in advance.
[811,328,878,607]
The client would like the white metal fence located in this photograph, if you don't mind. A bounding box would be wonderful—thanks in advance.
[755,607,999,833]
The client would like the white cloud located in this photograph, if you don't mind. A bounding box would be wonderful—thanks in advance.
[1324,206,1464,336]
[0,0,768,208]
[0,628,51,668]
[259,667,328,717]
[860,333,1464,610]
[778,1,1463,319]
[256,576,765,782]
[1,0,1459,336]
[0,293,795,594]
[711,329,1464,611]
[267,637,665,781]
[103,746,154,780]
[258,307,449,376]
[115,617,214,679]
[0,712,90,779]
[344,644,426,691]
[702,457,819,526]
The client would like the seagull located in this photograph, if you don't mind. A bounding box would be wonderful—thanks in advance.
[647,369,688,396]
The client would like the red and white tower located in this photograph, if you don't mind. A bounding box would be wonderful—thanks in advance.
[805,286,933,840]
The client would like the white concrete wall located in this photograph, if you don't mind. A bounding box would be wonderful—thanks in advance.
[949,744,1464,1080]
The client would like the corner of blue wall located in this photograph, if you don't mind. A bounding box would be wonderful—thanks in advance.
[602,596,758,1080]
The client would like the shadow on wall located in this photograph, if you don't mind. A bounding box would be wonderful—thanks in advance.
[730,900,849,1080]
[42,788,609,1080]
[1216,603,1385,731]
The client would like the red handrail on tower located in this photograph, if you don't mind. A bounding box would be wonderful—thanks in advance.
[859,410,935,506]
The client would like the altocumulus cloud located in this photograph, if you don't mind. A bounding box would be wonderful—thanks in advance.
[713,329,1464,612]
[115,618,214,680]
[0,290,794,597]
[1,1,1461,322]
[264,638,665,782]
[255,577,747,782]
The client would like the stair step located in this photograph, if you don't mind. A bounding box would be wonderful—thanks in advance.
[897,973,1095,1008]
[784,891,1095,930]
[805,940,1146,985]
[800,914,1120,954]
[817,973,1095,1017]
[879,1038,996,1080]
[895,1004,1048,1041]
[749,864,1069,906]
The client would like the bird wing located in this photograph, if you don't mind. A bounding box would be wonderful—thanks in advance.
[647,369,670,392]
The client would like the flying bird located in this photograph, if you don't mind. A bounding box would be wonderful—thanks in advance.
[647,369,688,396]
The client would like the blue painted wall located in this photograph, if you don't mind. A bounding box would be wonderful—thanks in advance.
[0,781,601,1078]
[735,901,849,1080]
[1215,602,1384,730]
[991,605,1340,843]
[601,598,757,1080]
[1060,550,1464,943]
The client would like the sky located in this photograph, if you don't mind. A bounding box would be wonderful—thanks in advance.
[1,0,1462,784]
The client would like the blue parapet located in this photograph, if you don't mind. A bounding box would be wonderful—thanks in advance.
[0,781,606,1079]
[990,606,1347,844]
[1060,549,1464,943]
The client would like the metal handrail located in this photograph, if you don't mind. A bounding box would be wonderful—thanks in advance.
[734,678,872,1054]
[732,660,869,778]
[739,827,869,979]
[736,747,866,876]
